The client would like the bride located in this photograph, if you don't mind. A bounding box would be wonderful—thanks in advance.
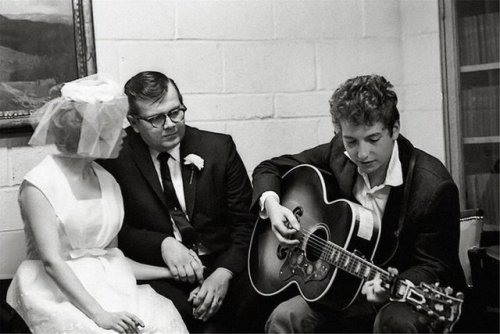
[6,75,188,334]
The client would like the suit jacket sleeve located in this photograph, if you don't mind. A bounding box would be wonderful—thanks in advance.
[98,157,173,266]
[118,215,169,266]
[398,179,464,288]
[213,137,255,274]
[251,142,333,211]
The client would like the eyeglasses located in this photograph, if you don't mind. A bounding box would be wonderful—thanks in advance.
[133,106,186,128]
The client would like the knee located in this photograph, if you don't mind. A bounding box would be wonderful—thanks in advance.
[374,303,432,333]
[265,303,291,331]
[265,298,317,333]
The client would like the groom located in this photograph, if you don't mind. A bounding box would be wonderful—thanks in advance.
[99,71,258,332]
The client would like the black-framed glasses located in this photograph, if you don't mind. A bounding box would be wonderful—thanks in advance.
[133,106,186,128]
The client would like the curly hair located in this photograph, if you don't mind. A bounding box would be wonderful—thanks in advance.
[329,75,399,135]
[124,71,184,115]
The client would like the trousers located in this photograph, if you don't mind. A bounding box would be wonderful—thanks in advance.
[265,294,440,333]
[143,253,272,333]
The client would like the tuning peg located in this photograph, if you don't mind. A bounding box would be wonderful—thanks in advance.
[427,310,434,316]
[434,282,440,287]
[416,305,422,311]
[445,287,453,295]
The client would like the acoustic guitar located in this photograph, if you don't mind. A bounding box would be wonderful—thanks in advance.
[248,164,464,332]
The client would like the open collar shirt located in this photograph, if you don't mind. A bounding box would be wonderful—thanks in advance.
[344,140,403,224]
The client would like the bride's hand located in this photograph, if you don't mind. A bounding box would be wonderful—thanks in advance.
[93,311,144,333]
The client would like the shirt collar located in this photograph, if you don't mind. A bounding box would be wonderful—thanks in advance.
[150,144,181,162]
[344,140,403,189]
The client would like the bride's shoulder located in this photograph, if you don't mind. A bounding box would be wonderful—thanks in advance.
[23,155,59,189]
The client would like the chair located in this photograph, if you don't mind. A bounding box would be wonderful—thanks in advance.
[468,245,499,333]
[459,209,484,287]
[456,209,499,333]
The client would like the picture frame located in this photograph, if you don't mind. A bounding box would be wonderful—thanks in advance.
[0,0,96,132]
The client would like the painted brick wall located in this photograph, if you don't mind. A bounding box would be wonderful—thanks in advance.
[0,0,444,278]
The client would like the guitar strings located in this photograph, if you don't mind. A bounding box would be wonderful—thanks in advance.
[297,228,383,277]
[281,210,384,279]
[290,226,390,281]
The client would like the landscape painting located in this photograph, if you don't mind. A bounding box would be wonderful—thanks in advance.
[0,0,95,130]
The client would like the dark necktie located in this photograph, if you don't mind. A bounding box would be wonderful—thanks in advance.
[157,152,197,250]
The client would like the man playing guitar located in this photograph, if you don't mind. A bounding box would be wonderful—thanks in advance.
[251,74,466,333]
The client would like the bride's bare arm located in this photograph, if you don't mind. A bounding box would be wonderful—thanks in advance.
[107,238,173,280]
[20,183,144,333]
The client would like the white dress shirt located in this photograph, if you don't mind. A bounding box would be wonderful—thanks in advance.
[150,145,185,241]
[149,146,211,256]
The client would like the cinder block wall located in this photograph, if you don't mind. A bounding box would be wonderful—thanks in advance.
[0,0,444,278]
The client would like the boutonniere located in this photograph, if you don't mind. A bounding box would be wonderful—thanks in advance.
[184,154,204,184]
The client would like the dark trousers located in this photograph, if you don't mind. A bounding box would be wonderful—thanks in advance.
[142,255,274,333]
[374,302,444,333]
[268,293,442,333]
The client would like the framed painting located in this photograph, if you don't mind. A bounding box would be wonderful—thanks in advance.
[0,0,96,132]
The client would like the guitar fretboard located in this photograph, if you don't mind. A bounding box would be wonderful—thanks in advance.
[324,240,387,281]
[298,230,405,293]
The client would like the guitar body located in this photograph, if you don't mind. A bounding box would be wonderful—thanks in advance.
[248,164,381,310]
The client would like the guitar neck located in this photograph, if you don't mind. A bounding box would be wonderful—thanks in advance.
[320,240,387,280]
[315,237,462,329]
[319,239,407,294]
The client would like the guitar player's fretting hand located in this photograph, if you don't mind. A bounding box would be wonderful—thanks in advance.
[361,268,398,303]
[264,196,300,246]
[362,276,389,304]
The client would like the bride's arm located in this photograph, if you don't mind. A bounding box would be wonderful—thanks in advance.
[107,238,173,280]
[20,183,143,333]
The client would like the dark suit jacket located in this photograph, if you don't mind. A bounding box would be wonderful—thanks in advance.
[99,125,255,275]
[252,135,466,290]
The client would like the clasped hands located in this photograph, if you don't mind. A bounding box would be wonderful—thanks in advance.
[161,237,231,322]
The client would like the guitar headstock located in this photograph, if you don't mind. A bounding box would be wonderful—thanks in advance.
[392,281,464,332]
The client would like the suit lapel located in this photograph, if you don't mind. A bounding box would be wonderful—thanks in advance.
[180,127,197,220]
[126,128,168,207]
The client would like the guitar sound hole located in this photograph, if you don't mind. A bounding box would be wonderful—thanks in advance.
[305,227,328,262]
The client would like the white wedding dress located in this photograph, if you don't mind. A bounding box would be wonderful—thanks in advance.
[7,155,188,334]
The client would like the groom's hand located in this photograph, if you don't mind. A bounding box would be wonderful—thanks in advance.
[161,237,204,283]
[188,268,232,322]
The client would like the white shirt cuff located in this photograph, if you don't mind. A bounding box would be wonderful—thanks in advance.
[259,191,280,219]
[218,267,234,279]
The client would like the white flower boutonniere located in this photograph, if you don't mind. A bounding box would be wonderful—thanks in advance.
[184,154,204,184]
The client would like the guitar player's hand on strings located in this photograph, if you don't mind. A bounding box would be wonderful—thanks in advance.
[264,196,300,246]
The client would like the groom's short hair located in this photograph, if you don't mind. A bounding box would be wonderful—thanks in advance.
[124,71,184,115]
